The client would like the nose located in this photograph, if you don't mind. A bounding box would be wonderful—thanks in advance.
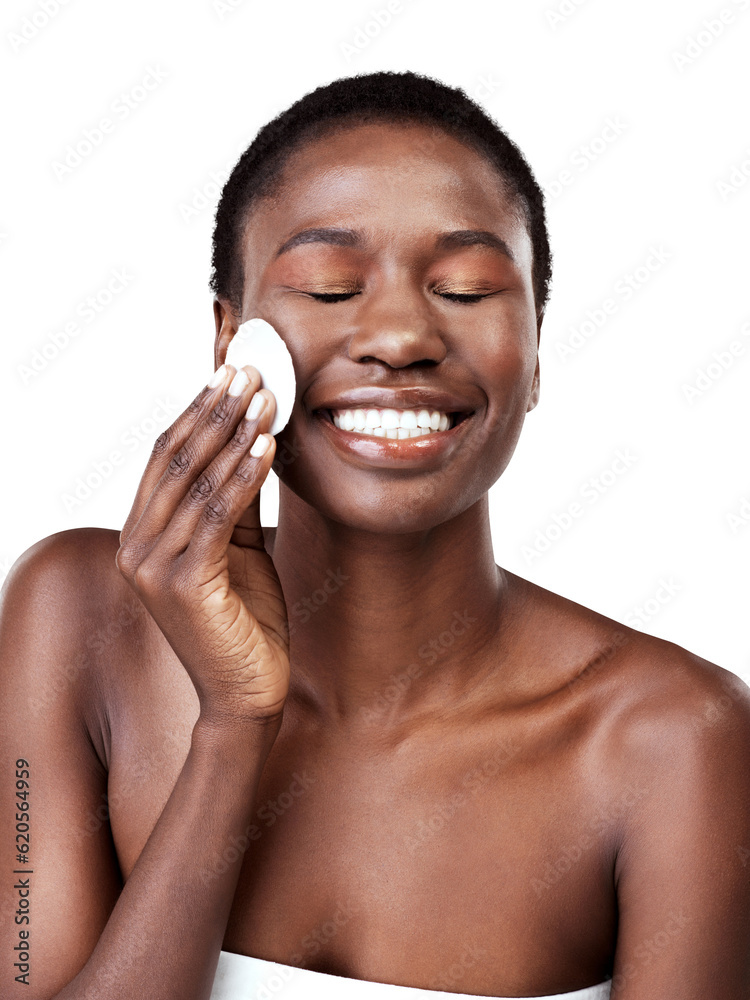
[347,275,447,369]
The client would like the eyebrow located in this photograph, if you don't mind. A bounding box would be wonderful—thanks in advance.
[275,227,360,257]
[274,226,515,262]
[434,229,516,263]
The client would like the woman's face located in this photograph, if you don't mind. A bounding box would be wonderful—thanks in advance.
[218,120,541,533]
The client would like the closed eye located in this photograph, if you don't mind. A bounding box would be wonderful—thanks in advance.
[307,290,495,304]
[306,291,361,303]
[438,292,489,304]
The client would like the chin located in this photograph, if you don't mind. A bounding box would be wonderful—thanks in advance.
[280,468,488,535]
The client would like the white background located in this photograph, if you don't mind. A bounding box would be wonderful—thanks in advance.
[1,0,748,681]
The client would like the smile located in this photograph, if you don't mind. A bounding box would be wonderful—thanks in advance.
[329,407,460,438]
[314,407,474,468]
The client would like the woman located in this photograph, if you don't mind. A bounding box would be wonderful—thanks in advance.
[2,71,749,1000]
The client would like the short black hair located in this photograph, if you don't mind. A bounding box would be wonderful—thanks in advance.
[210,70,552,316]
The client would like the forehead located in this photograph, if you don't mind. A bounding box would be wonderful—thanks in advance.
[243,121,532,269]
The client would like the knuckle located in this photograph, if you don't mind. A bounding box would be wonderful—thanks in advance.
[132,560,159,592]
[188,472,217,504]
[151,428,173,459]
[201,494,230,524]
[166,448,193,479]
[185,394,205,418]
[115,544,138,579]
[132,556,178,594]
[234,449,266,485]
[228,421,252,449]
[206,404,231,430]
[232,462,257,487]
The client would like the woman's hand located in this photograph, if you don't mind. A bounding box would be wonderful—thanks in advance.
[116,364,290,726]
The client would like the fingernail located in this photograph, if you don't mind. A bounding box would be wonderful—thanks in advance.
[228,368,250,396]
[250,433,270,457]
[208,364,228,388]
[245,393,266,421]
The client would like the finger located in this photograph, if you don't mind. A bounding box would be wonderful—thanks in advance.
[119,363,237,545]
[123,365,263,560]
[154,388,277,557]
[183,428,277,569]
[230,391,277,551]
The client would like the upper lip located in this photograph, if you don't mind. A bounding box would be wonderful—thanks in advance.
[312,386,478,413]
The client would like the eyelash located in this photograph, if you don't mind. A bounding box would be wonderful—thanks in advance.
[439,292,486,304]
[306,291,489,304]
[307,292,361,303]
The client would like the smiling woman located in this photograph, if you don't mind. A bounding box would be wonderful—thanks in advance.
[1,70,750,1000]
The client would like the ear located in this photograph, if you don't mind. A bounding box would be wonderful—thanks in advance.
[213,298,239,370]
[526,310,543,413]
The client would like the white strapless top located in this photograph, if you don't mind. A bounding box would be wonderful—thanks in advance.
[210,950,612,999]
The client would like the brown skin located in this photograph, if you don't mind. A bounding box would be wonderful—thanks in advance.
[1,121,750,999]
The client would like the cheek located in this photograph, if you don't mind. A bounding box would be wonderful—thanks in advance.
[253,301,333,383]
[490,339,535,387]
[475,309,538,404]
[468,321,538,478]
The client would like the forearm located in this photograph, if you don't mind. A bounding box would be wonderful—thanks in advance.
[54,715,279,1000]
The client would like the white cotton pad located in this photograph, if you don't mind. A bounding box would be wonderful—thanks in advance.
[224,318,296,436]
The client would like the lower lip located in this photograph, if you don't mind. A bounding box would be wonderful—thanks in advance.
[314,411,474,467]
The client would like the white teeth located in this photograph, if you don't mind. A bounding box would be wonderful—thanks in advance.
[330,406,459,437]
[352,409,367,430]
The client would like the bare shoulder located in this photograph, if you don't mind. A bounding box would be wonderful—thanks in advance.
[574,595,749,799]
[2,526,136,640]
[4,525,122,592]
[622,629,750,737]
[509,571,750,773]
[1,527,150,759]
[563,613,750,993]
[596,625,750,765]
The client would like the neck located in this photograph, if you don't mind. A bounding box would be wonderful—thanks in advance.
[269,485,511,728]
